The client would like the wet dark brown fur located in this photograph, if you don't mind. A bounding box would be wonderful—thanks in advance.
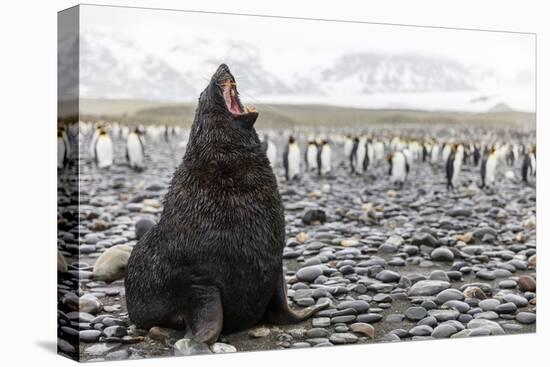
[125,64,326,344]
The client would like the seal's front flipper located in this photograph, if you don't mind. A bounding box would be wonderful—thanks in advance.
[264,272,329,325]
[184,285,223,344]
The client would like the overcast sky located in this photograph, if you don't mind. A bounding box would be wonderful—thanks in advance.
[81,4,535,81]
[79,5,535,111]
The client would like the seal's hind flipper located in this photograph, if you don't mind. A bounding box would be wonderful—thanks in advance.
[184,285,223,344]
[264,272,329,325]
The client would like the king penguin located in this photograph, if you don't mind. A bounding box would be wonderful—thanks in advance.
[356,136,367,174]
[387,151,409,188]
[446,144,464,190]
[343,134,353,159]
[422,141,430,162]
[283,136,301,181]
[317,139,332,176]
[350,137,360,174]
[262,134,277,168]
[505,144,518,166]
[365,138,374,171]
[126,127,145,171]
[121,125,130,140]
[430,141,440,164]
[402,147,414,171]
[373,139,385,163]
[473,144,481,166]
[94,126,114,169]
[57,126,70,169]
[462,144,471,165]
[480,145,498,188]
[89,123,101,159]
[521,145,536,183]
[305,138,318,172]
[111,122,120,141]
[409,140,422,161]
[442,142,452,163]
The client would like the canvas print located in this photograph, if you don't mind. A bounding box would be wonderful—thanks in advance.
[57,5,536,362]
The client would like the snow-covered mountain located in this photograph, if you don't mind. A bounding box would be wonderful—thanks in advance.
[318,53,499,94]
[80,32,196,100]
[74,31,532,112]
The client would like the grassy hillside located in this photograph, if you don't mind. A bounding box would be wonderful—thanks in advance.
[79,98,536,129]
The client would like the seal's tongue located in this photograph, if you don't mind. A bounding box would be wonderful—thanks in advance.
[221,78,255,116]
[222,80,242,115]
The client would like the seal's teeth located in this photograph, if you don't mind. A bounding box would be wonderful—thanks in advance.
[245,106,257,113]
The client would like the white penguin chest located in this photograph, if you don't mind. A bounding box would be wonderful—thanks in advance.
[321,146,331,173]
[96,136,113,167]
[266,141,277,166]
[58,137,66,168]
[288,145,300,174]
[452,153,463,181]
[357,141,366,161]
[486,156,497,183]
[374,142,384,160]
[344,140,353,156]
[127,134,144,162]
[306,145,318,168]
[392,153,407,181]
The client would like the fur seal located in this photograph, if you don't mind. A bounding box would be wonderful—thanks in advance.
[125,64,327,344]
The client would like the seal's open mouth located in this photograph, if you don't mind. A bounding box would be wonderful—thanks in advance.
[221,78,256,116]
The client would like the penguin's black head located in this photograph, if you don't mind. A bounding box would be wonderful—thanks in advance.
[197,64,258,129]
[289,136,296,144]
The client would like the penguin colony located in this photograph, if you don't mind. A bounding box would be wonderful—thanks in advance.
[57,121,185,171]
[59,121,535,190]
[277,129,534,190]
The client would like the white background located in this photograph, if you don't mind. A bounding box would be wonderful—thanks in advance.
[0,0,546,366]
